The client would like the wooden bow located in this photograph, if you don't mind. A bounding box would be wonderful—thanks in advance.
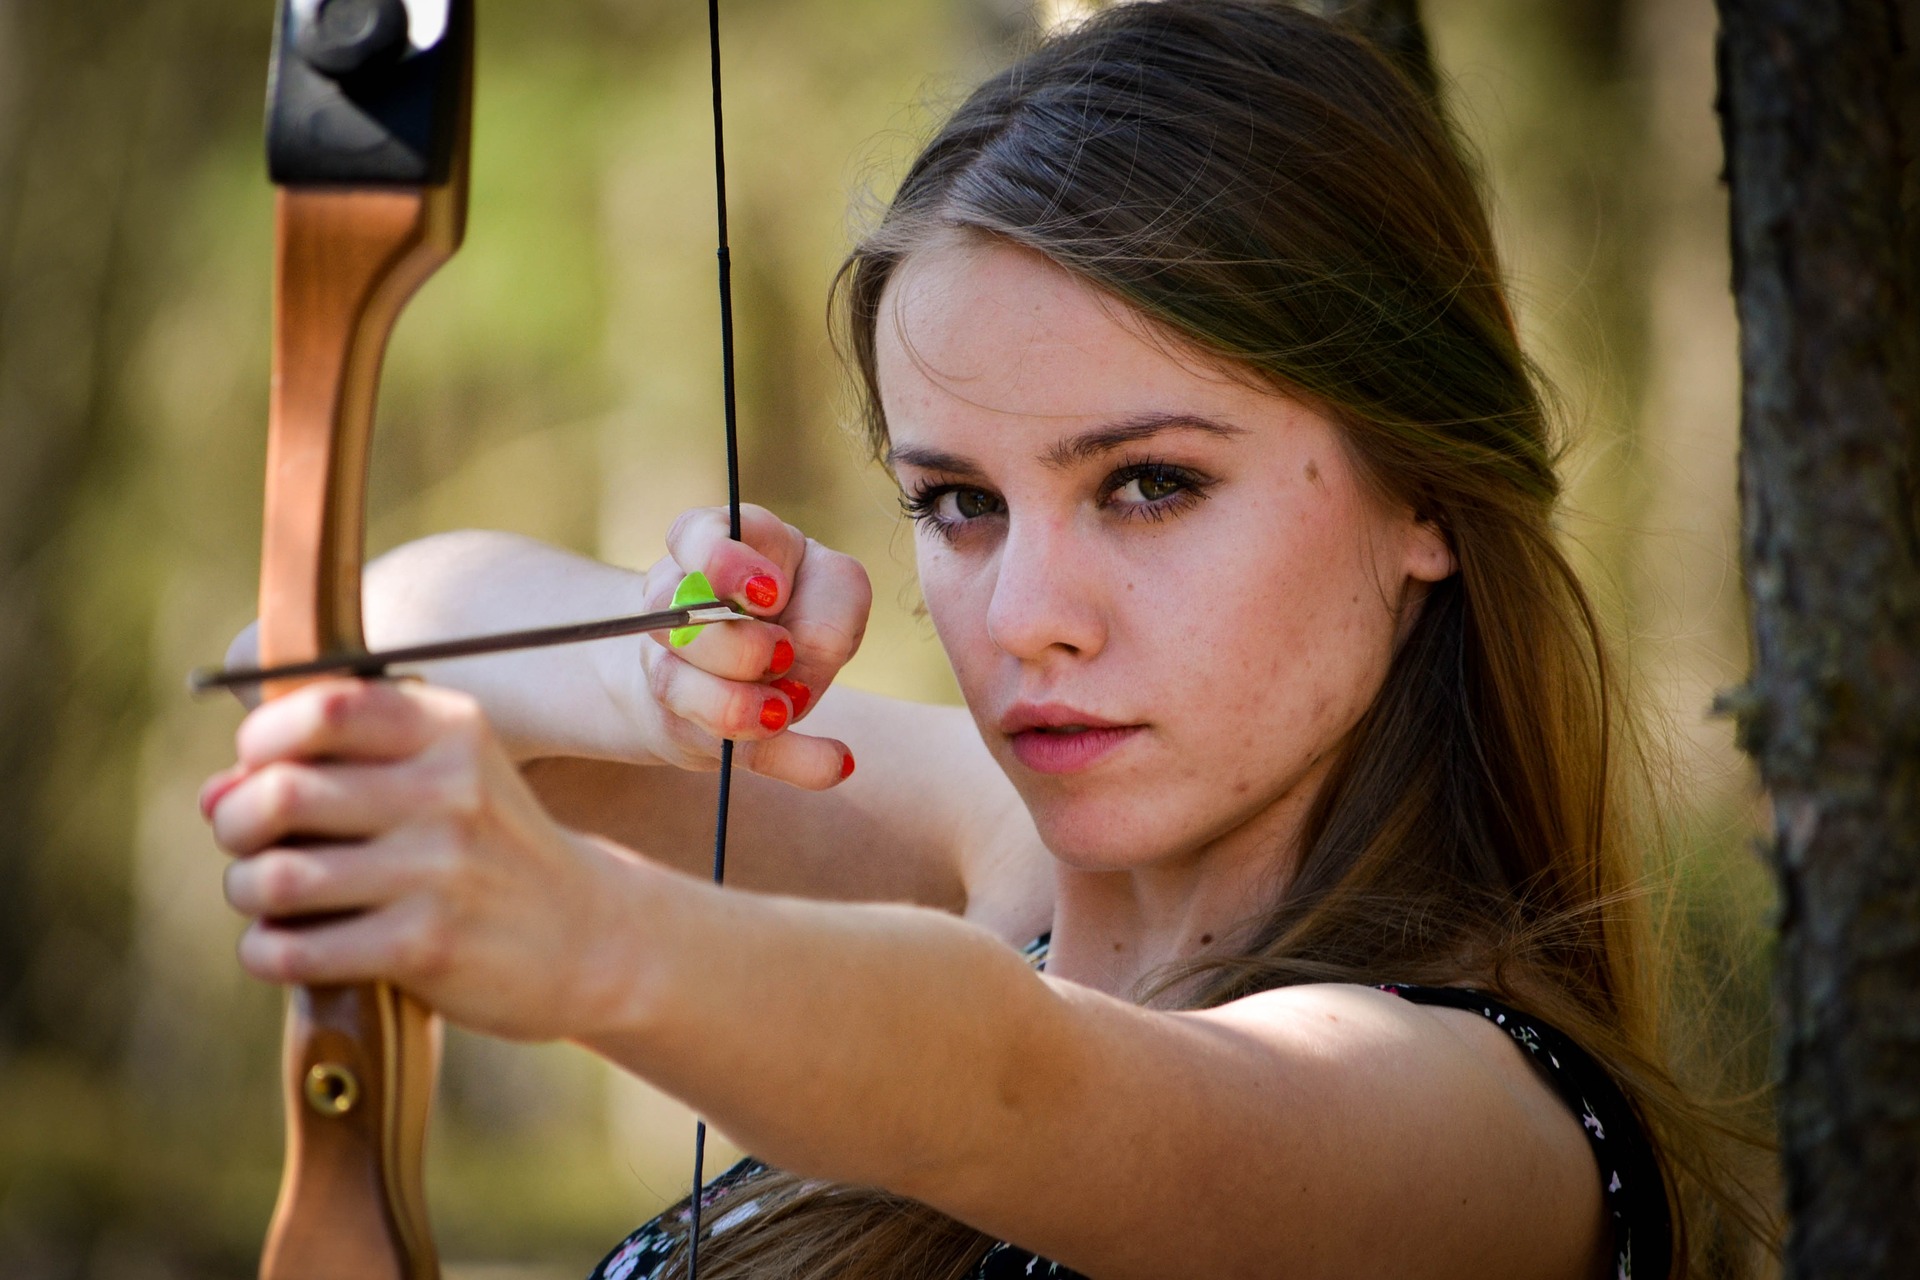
[244,2,740,1274]
[253,1,472,1275]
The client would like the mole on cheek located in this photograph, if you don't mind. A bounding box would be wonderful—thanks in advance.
[1303,459,1321,484]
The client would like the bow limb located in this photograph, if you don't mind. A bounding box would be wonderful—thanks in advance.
[255,2,472,1276]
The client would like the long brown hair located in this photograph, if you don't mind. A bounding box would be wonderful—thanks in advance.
[647,3,1773,1275]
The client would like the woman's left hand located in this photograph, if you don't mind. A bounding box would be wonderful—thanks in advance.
[200,677,651,1043]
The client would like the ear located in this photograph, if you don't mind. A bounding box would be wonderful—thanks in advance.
[1403,514,1456,584]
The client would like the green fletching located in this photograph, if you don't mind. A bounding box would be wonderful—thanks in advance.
[670,572,719,647]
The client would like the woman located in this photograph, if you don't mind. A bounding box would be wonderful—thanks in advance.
[201,3,1765,1277]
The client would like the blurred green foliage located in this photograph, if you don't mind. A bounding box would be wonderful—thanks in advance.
[0,1,1773,1276]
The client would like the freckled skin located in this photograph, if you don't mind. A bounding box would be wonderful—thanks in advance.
[878,237,1453,982]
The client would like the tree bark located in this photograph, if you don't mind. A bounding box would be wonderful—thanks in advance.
[1715,0,1920,1274]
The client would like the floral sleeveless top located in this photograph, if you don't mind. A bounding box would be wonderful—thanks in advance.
[589,937,1670,1280]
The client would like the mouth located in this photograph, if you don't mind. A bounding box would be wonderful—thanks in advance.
[1000,704,1143,775]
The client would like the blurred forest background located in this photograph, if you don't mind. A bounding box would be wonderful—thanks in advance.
[0,0,1775,1276]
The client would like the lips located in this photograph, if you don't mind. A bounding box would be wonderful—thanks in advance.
[999,703,1143,775]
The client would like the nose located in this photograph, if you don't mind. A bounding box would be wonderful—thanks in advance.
[985,513,1108,662]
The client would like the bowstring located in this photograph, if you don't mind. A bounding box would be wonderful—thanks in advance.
[688,0,740,1275]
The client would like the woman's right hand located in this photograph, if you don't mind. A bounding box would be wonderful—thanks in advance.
[226,509,873,791]
[627,503,872,791]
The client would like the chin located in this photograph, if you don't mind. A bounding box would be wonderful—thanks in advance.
[1018,786,1195,871]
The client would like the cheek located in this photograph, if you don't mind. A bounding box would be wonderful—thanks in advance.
[1171,495,1400,740]
[916,541,993,683]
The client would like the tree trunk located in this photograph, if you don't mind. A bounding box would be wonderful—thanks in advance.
[1714,0,1920,1274]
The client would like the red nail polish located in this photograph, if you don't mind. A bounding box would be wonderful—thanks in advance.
[770,638,795,676]
[771,677,810,716]
[199,769,241,820]
[744,574,779,610]
[840,750,856,780]
[760,697,789,732]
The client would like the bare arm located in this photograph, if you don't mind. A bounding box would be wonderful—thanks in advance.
[527,690,1053,942]
[582,870,1607,1280]
[359,527,1051,937]
[356,528,684,762]
[206,672,1599,1280]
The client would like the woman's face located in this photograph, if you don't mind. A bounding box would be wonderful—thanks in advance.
[877,236,1453,874]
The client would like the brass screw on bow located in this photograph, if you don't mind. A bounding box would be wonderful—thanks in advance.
[303,1062,361,1117]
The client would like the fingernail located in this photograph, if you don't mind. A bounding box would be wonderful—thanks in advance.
[744,574,780,610]
[840,750,856,780]
[769,638,795,676]
[760,697,789,732]
[772,677,810,716]
[199,768,242,820]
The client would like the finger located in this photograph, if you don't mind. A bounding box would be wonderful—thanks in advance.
[236,892,447,989]
[234,678,483,770]
[210,756,477,857]
[735,730,857,792]
[727,503,811,583]
[650,611,796,682]
[769,675,812,719]
[235,678,439,768]
[199,763,249,820]
[224,833,437,921]
[775,537,872,686]
[646,652,797,748]
[665,505,806,615]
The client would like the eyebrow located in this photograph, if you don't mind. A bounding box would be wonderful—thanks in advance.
[886,412,1246,476]
[1038,412,1247,468]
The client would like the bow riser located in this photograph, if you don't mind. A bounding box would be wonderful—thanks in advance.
[260,188,464,663]
[257,183,463,1280]
[260,986,437,1280]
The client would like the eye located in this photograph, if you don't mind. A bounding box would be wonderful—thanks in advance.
[1113,466,1184,504]
[947,488,1002,519]
[1104,461,1211,517]
[900,483,1005,536]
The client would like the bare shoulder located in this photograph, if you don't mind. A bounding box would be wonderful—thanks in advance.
[1195,982,1608,1279]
